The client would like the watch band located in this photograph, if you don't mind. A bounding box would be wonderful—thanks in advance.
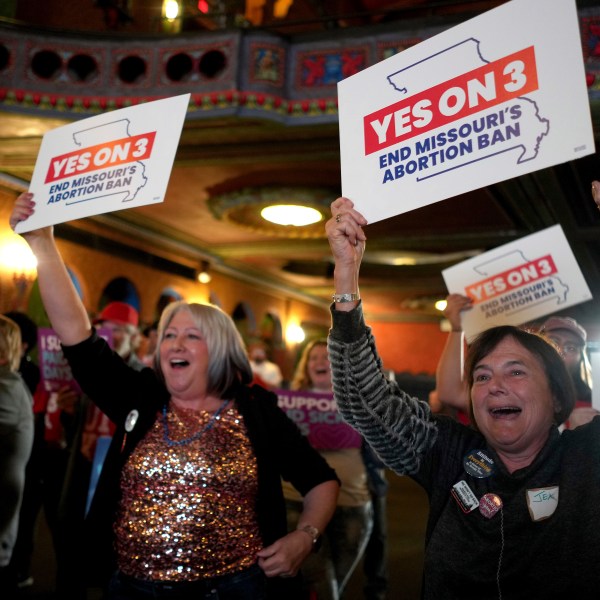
[332,292,360,303]
[297,524,320,545]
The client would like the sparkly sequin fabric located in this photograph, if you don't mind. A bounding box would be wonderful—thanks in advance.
[114,403,262,581]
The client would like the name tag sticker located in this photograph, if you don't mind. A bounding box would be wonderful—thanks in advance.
[451,480,480,514]
[526,486,559,521]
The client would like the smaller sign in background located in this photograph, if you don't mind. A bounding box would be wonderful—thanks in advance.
[442,224,592,340]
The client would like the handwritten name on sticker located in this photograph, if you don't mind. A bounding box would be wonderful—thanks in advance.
[363,46,538,155]
[45,132,156,184]
[465,255,557,304]
[526,486,559,521]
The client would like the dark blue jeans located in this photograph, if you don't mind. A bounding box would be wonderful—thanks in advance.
[107,564,267,599]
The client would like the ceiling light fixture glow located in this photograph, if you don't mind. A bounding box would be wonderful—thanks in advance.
[164,0,180,20]
[261,204,322,227]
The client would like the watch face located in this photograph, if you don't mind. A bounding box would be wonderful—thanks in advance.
[299,525,319,542]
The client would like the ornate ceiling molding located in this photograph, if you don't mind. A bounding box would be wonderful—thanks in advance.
[2,7,598,125]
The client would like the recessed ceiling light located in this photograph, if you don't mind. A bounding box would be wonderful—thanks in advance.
[261,204,323,226]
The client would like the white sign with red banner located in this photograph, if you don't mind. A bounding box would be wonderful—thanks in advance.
[337,0,594,223]
[15,93,190,233]
[442,225,592,340]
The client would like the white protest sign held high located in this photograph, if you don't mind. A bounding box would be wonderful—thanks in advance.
[442,225,592,341]
[15,93,190,233]
[338,0,594,223]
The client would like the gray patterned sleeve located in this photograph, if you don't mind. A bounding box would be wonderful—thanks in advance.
[328,303,438,475]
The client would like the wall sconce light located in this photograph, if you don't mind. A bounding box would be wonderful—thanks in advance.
[285,323,305,345]
[0,237,38,310]
[197,261,212,284]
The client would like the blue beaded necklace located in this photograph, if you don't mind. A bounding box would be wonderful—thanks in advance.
[162,399,230,447]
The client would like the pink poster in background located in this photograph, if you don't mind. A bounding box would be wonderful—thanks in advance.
[38,326,114,393]
[276,389,362,450]
[38,327,82,394]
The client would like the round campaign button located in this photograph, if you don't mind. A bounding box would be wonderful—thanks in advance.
[479,493,503,519]
[125,409,139,432]
[463,449,495,478]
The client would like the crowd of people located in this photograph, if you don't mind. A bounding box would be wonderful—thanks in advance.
[3,179,600,600]
[7,191,342,600]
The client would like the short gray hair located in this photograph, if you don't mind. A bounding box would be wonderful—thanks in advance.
[154,301,253,397]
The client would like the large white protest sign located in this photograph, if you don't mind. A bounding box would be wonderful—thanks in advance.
[338,0,594,223]
[15,93,190,233]
[442,225,592,340]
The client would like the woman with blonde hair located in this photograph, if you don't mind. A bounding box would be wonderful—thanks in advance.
[10,192,339,600]
[0,315,34,593]
[285,339,373,600]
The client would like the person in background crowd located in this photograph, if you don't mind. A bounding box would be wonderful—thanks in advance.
[432,294,599,428]
[285,339,373,600]
[3,311,40,395]
[139,320,159,367]
[538,316,598,428]
[249,340,284,389]
[0,315,34,597]
[4,313,83,592]
[432,293,476,425]
[94,301,145,370]
[10,191,340,600]
[3,310,41,590]
[326,196,600,598]
[360,442,388,600]
[56,303,146,597]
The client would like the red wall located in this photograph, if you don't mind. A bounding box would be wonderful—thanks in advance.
[370,321,447,376]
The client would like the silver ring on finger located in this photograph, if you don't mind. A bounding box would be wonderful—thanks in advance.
[335,213,342,223]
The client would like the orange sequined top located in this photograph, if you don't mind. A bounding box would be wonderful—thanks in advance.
[114,403,263,581]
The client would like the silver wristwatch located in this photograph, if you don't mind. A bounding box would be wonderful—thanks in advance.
[297,524,321,552]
